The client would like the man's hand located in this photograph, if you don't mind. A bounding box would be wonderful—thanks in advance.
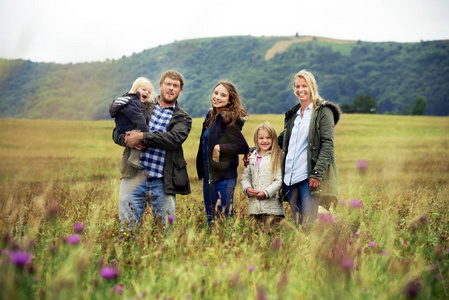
[243,153,250,167]
[309,178,321,190]
[125,131,144,148]
[134,143,146,151]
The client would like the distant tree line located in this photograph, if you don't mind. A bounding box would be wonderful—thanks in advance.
[341,95,427,115]
[0,36,447,120]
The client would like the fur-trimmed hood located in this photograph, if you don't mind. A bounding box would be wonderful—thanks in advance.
[317,99,342,125]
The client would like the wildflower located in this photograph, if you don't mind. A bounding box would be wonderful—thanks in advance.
[349,199,362,208]
[368,242,377,248]
[382,250,390,256]
[339,199,347,206]
[9,251,31,267]
[203,262,207,266]
[73,222,84,233]
[248,265,255,272]
[270,236,283,251]
[112,284,123,295]
[261,228,266,233]
[446,249,449,253]
[418,214,427,224]
[357,160,368,171]
[405,279,421,298]
[318,213,334,224]
[168,215,175,224]
[65,234,81,244]
[340,258,354,270]
[100,267,119,280]
[355,231,360,236]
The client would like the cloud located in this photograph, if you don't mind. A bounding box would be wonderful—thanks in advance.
[1,0,448,63]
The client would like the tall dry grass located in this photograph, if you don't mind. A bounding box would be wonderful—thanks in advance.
[0,115,448,299]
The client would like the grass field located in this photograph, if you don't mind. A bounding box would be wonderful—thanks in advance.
[0,114,448,299]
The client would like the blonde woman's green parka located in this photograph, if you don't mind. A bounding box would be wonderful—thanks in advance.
[279,98,341,209]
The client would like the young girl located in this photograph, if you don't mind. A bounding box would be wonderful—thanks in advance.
[109,77,155,169]
[241,121,285,225]
[196,81,249,224]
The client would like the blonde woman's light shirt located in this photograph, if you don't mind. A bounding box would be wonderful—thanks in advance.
[284,102,313,186]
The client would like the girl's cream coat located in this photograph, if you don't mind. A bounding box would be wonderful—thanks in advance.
[241,151,285,216]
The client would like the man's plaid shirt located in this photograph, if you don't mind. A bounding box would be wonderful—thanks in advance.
[140,101,174,178]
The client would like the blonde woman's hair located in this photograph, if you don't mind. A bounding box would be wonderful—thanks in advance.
[293,69,323,110]
[254,121,282,181]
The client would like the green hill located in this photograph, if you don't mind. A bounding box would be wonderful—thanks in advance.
[1,35,448,119]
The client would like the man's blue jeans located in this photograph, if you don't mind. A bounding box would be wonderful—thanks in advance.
[285,179,319,227]
[119,176,176,229]
[202,177,237,223]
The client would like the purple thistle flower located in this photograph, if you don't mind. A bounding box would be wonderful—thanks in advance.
[100,267,119,280]
[355,231,360,236]
[368,242,377,248]
[167,215,175,224]
[382,250,390,256]
[270,237,282,251]
[318,213,334,224]
[349,199,362,208]
[357,160,368,171]
[9,251,31,267]
[65,234,81,244]
[405,280,421,298]
[112,284,123,295]
[340,258,354,270]
[248,265,255,272]
[203,262,208,266]
[73,222,84,233]
[261,228,266,233]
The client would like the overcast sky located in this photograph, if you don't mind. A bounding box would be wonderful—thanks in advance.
[1,0,448,64]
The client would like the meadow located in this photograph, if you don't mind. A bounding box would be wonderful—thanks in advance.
[0,114,448,299]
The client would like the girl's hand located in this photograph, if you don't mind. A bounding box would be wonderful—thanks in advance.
[212,145,220,162]
[246,187,257,197]
[256,191,266,200]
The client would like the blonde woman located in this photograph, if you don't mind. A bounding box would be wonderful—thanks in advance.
[279,69,340,227]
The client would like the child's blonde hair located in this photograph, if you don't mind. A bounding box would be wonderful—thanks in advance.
[254,121,282,181]
[129,77,155,98]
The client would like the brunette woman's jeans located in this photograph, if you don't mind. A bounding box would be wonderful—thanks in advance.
[202,177,237,224]
[285,179,319,227]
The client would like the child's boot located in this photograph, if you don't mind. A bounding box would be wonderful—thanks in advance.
[128,148,144,169]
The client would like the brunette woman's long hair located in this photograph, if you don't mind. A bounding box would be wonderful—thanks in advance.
[205,81,247,128]
[253,121,282,181]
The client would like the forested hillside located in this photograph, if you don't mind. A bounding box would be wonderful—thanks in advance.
[1,35,448,119]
